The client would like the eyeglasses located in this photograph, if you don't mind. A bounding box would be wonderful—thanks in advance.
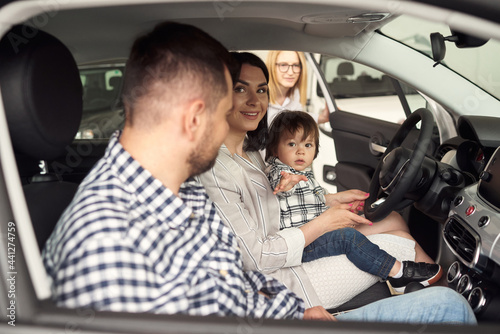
[276,63,301,73]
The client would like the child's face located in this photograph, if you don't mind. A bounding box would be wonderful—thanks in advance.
[276,128,315,171]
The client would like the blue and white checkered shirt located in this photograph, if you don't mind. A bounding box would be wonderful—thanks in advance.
[43,132,304,319]
[266,158,328,230]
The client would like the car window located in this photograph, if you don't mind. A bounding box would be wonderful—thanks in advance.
[77,65,126,139]
[318,55,427,124]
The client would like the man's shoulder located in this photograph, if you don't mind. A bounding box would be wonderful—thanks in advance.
[47,157,131,245]
[59,175,130,233]
[42,178,131,277]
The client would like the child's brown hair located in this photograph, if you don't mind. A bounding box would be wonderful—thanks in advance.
[265,110,320,161]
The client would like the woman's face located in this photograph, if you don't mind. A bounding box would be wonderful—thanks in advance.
[275,51,301,91]
[228,63,268,134]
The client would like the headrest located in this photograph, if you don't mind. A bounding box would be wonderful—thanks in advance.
[0,25,82,160]
[109,76,122,90]
[337,62,354,76]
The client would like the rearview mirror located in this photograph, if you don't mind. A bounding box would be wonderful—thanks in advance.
[430,32,446,63]
[430,30,489,66]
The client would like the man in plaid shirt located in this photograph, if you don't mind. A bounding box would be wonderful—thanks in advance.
[43,132,304,318]
[43,21,304,320]
[43,21,476,324]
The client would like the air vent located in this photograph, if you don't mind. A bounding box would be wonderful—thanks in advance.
[443,217,480,266]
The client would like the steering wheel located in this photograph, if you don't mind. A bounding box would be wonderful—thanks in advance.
[364,108,435,222]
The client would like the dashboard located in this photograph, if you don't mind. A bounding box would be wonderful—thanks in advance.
[440,117,500,321]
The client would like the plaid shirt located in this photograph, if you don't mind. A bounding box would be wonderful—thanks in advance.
[42,132,304,319]
[266,158,328,230]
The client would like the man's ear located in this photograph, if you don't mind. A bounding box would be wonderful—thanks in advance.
[183,99,207,141]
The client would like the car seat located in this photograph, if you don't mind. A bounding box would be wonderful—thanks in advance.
[334,61,354,82]
[0,25,82,250]
[331,61,363,98]
[109,76,122,96]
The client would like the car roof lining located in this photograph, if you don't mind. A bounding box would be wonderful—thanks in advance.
[1,0,499,63]
[13,1,390,63]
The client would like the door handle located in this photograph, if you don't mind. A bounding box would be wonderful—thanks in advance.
[369,133,387,156]
[370,142,387,154]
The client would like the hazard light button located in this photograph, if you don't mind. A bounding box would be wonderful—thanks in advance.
[466,206,476,216]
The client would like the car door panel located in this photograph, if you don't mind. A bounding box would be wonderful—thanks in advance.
[330,110,400,192]
[335,162,374,192]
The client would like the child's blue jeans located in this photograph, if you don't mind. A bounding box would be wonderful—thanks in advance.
[302,227,396,279]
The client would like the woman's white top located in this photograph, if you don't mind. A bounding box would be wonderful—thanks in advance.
[267,88,319,125]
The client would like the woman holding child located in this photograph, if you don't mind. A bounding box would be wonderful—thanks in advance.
[198,52,440,310]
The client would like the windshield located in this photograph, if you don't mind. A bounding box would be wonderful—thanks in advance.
[381,15,500,101]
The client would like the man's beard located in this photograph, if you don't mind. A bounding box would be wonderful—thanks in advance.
[187,129,218,177]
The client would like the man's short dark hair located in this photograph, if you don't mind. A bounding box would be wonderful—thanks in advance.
[122,22,234,125]
[266,110,320,161]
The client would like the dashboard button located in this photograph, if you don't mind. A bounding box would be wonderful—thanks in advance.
[453,196,464,207]
[466,205,476,216]
[447,261,462,283]
[457,274,473,295]
[468,287,486,313]
[478,216,490,228]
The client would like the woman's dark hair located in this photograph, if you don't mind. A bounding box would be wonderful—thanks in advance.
[230,52,269,152]
[265,110,320,161]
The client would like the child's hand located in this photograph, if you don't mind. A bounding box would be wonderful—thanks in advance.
[273,171,308,195]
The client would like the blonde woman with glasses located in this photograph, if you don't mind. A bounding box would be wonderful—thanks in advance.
[266,50,329,125]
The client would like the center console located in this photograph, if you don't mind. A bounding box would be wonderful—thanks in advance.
[443,146,500,321]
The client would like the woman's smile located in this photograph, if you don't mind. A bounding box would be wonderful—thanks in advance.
[240,111,260,119]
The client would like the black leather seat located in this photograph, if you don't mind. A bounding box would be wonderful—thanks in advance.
[0,25,83,250]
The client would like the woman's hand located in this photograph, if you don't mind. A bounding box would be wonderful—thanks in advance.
[317,103,330,124]
[325,189,368,214]
[321,205,373,230]
[300,205,373,246]
[303,306,337,321]
[273,171,308,195]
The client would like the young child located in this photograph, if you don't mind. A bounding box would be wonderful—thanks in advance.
[265,110,442,292]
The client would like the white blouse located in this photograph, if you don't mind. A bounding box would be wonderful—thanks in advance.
[267,88,319,126]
